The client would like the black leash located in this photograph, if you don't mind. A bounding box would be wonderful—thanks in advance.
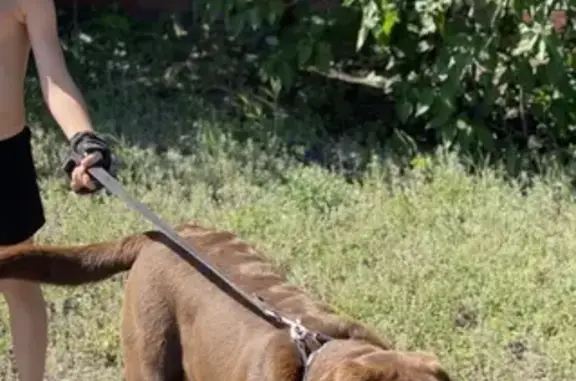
[74,154,332,348]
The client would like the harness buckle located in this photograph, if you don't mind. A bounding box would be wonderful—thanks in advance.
[251,294,331,377]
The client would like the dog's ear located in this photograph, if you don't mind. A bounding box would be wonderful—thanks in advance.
[323,360,393,381]
[401,352,452,381]
[316,353,452,381]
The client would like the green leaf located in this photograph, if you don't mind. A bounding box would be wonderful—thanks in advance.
[381,9,399,37]
[512,33,539,56]
[415,88,434,117]
[269,77,283,97]
[436,122,457,144]
[356,1,378,51]
[297,39,315,67]
[455,118,472,133]
[97,13,130,31]
[567,52,576,69]
[268,0,285,25]
[278,61,295,90]
[435,11,446,36]
[249,7,261,30]
[313,41,333,72]
[474,124,496,152]
[397,101,413,123]
[357,24,370,52]
[229,13,246,38]
[517,61,535,91]
[415,103,431,118]
[420,13,437,35]
[207,0,225,22]
[536,38,548,63]
[429,95,455,129]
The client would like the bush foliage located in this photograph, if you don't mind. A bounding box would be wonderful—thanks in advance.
[55,0,575,170]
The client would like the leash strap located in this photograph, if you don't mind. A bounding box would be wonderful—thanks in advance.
[84,165,287,329]
[79,156,333,375]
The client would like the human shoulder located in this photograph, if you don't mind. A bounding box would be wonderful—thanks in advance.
[0,0,23,22]
[16,0,56,23]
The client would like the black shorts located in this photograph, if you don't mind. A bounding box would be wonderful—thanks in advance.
[0,126,45,245]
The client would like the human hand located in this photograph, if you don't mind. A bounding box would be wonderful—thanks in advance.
[69,152,102,193]
[63,131,113,195]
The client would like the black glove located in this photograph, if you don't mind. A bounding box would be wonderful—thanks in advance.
[62,131,113,194]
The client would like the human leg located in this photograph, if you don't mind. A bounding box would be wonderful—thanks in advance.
[0,274,48,381]
[0,126,48,381]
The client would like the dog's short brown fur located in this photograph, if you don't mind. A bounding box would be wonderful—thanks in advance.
[0,222,452,381]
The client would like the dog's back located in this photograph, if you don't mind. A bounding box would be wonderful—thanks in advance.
[152,223,390,344]
[120,223,392,381]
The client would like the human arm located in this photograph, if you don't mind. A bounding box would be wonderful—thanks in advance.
[19,0,94,139]
[19,0,113,193]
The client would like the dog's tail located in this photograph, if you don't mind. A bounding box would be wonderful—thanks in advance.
[0,230,164,286]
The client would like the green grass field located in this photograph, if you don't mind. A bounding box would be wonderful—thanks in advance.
[1,77,576,381]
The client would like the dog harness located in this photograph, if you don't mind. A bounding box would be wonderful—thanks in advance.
[287,315,330,380]
[259,302,332,380]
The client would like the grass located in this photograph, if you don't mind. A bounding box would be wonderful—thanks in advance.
[2,72,576,381]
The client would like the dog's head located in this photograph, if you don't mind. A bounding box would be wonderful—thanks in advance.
[304,340,452,381]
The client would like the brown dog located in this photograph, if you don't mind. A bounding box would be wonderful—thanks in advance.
[0,222,452,381]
